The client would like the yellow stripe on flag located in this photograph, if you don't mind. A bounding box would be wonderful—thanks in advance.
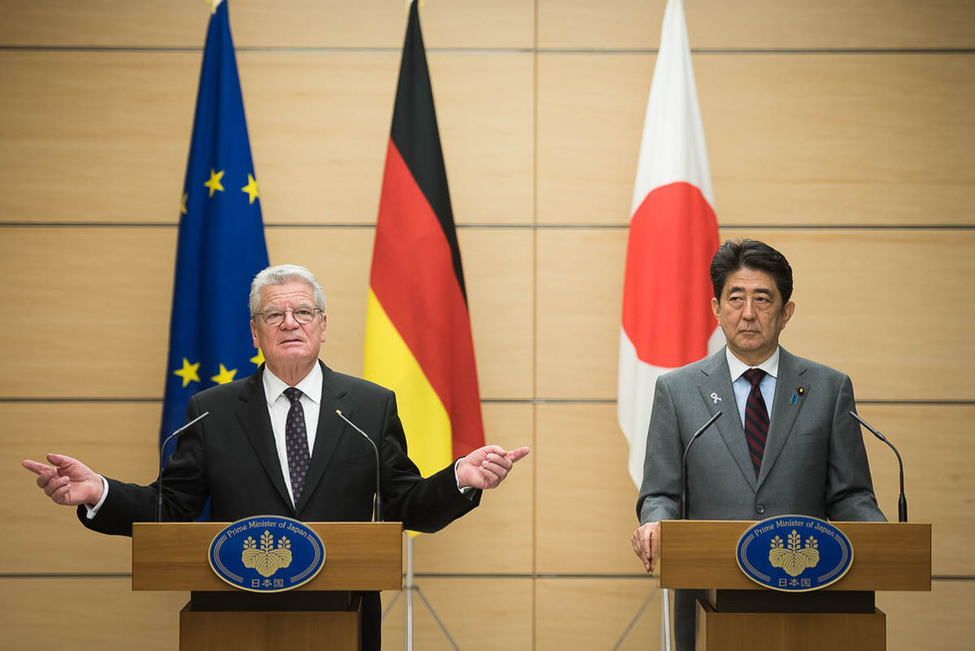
[363,289,453,477]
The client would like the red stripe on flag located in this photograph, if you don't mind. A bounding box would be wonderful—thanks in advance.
[369,140,484,457]
[621,181,719,368]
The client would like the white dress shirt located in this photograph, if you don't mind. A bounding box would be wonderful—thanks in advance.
[726,346,780,429]
[262,364,322,507]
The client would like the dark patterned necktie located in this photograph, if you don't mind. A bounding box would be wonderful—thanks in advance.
[742,369,769,478]
[283,387,311,503]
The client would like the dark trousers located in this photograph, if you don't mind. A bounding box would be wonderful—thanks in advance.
[361,591,382,651]
[673,588,706,651]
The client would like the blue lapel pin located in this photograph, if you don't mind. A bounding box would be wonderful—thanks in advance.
[791,386,805,405]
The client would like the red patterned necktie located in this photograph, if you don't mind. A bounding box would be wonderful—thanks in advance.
[742,369,769,478]
[283,387,311,503]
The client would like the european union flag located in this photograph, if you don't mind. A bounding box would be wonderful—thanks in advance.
[160,0,269,463]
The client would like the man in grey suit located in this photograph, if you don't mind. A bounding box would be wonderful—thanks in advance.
[630,239,885,651]
[25,263,529,651]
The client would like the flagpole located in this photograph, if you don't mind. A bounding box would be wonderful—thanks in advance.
[662,588,672,650]
[405,535,414,651]
[401,534,460,649]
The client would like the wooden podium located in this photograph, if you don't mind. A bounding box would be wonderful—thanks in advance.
[132,522,403,651]
[658,521,931,651]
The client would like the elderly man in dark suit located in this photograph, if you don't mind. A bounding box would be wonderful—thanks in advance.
[25,263,529,651]
[630,239,884,651]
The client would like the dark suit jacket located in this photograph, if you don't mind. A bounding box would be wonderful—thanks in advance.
[80,361,480,649]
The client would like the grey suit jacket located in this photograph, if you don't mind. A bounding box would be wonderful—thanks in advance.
[637,347,885,524]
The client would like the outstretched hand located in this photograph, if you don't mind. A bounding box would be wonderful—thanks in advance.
[456,445,530,490]
[22,454,103,507]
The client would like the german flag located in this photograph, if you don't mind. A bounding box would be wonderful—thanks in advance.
[364,0,485,478]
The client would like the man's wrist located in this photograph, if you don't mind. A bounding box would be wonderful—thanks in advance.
[84,476,109,519]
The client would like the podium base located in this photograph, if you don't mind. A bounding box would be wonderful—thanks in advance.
[696,598,886,651]
[179,593,362,651]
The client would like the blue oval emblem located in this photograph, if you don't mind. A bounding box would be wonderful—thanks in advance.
[736,515,853,592]
[208,516,326,593]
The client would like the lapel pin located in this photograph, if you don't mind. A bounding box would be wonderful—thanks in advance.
[790,386,805,405]
[710,392,722,405]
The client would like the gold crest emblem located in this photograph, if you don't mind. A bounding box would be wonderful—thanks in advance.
[241,530,293,578]
[768,529,819,577]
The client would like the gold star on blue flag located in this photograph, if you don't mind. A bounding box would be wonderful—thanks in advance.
[160,1,269,472]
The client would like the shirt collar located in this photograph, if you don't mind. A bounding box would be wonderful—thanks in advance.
[262,362,323,406]
[726,346,780,382]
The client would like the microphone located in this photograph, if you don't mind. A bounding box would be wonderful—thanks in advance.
[156,411,209,523]
[335,409,383,522]
[680,411,722,520]
[850,411,907,522]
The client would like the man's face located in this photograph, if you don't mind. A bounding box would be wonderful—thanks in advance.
[711,268,794,365]
[250,281,326,373]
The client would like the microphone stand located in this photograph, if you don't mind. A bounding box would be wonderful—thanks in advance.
[335,409,382,522]
[850,411,907,522]
[681,411,722,520]
[156,411,209,523]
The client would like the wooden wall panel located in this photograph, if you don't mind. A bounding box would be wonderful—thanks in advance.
[0,0,208,48]
[457,228,535,399]
[411,404,534,574]
[537,53,975,226]
[536,52,648,227]
[538,0,975,50]
[243,50,534,227]
[879,581,975,651]
[6,1,973,51]
[535,228,627,400]
[0,49,534,226]
[0,0,536,49]
[703,54,975,227]
[2,402,159,573]
[380,577,533,651]
[240,51,398,226]
[535,404,641,575]
[536,228,975,400]
[0,577,187,651]
[0,52,196,223]
[0,226,176,398]
[2,0,972,648]
[858,405,975,575]
[535,577,664,650]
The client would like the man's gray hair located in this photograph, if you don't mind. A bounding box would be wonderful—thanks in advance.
[249,264,327,316]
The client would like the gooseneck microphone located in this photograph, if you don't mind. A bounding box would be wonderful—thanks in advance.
[680,411,722,520]
[850,411,907,522]
[335,409,383,522]
[156,411,209,523]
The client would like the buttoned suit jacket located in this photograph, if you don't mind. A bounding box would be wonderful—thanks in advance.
[637,347,884,524]
[79,361,480,649]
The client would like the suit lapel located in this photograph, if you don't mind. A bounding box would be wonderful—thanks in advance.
[757,348,808,486]
[235,366,293,511]
[697,350,759,490]
[295,362,351,512]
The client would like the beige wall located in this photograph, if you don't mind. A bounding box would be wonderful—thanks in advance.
[1,1,973,649]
